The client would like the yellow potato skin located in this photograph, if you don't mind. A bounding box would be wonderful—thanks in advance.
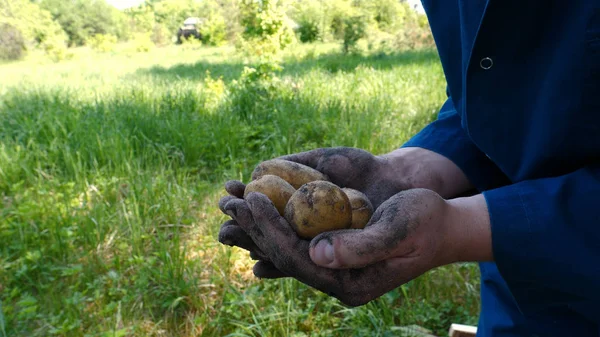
[284,181,352,239]
[342,188,374,229]
[244,175,296,216]
[251,159,329,189]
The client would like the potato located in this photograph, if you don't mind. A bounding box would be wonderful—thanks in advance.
[251,159,329,189]
[244,175,296,216]
[284,181,352,239]
[342,188,374,229]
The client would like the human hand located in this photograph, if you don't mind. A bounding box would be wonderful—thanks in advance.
[221,188,491,306]
[278,147,398,208]
[280,146,474,207]
[218,180,287,279]
[218,146,474,279]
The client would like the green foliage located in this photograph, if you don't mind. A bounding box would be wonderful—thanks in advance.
[287,0,433,54]
[0,43,477,336]
[200,14,228,46]
[327,0,356,40]
[40,0,127,47]
[237,0,297,103]
[0,23,24,60]
[0,44,477,336]
[124,5,156,35]
[151,23,172,47]
[213,0,244,42]
[152,0,200,35]
[290,0,325,43]
[355,0,405,32]
[131,33,154,52]
[0,0,69,61]
[342,14,369,54]
[179,34,203,50]
[87,34,118,53]
[297,20,320,43]
[239,0,296,56]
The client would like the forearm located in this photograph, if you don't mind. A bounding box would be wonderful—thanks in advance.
[378,147,474,199]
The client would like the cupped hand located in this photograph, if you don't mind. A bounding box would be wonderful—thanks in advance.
[218,147,392,279]
[278,147,402,208]
[222,188,457,307]
[217,146,476,283]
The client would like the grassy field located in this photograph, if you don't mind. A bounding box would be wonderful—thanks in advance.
[0,43,481,337]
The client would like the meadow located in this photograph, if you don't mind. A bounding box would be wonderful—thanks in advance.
[0,43,480,336]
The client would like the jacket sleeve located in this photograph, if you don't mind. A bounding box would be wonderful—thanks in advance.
[405,99,600,313]
[483,166,600,313]
[401,97,508,191]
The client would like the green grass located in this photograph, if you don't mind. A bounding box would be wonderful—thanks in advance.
[0,43,480,336]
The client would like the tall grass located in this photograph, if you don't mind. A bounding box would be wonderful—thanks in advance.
[0,44,480,336]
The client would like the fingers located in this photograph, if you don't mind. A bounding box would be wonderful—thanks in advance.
[223,198,260,236]
[220,180,245,215]
[225,180,245,198]
[245,192,296,237]
[278,148,325,169]
[253,260,288,279]
[218,220,261,252]
[219,195,237,214]
[308,221,407,269]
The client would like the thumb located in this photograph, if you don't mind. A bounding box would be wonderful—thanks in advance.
[308,224,404,269]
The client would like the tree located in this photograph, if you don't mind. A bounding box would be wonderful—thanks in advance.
[40,0,129,46]
[0,23,25,60]
[0,0,68,58]
[239,0,295,55]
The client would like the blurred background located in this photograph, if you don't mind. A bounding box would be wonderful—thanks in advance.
[0,0,480,336]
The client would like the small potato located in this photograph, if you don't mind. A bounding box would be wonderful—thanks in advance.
[284,181,352,239]
[252,159,329,189]
[244,175,296,216]
[342,188,374,229]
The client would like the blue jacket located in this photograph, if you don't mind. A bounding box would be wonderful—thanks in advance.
[403,1,600,335]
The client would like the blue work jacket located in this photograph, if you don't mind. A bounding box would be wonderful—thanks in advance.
[403,1,600,335]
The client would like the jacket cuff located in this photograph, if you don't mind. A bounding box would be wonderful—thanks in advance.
[483,184,571,314]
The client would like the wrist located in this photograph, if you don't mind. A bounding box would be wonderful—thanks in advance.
[444,194,494,263]
[378,147,473,198]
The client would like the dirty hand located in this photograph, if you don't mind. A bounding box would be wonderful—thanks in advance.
[221,188,492,307]
[278,146,471,207]
[218,146,474,278]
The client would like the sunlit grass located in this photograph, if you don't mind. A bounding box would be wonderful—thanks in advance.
[0,43,479,336]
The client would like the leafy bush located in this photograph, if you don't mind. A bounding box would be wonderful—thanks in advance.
[0,23,25,60]
[291,0,324,43]
[179,34,203,50]
[297,21,320,43]
[43,41,73,62]
[40,0,127,47]
[239,0,296,56]
[327,0,356,40]
[132,33,154,52]
[342,15,369,54]
[0,0,69,62]
[124,6,156,35]
[359,0,405,32]
[87,34,117,53]
[152,0,201,35]
[200,14,227,46]
[151,24,172,47]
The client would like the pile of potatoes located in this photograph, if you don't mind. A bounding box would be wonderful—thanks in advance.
[244,159,374,239]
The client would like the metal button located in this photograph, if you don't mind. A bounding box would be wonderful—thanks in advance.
[480,57,493,70]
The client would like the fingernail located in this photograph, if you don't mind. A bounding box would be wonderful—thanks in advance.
[313,240,334,265]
